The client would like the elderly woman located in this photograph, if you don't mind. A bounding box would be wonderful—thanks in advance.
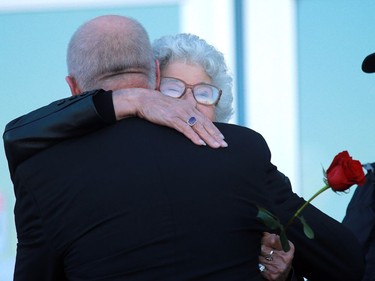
[153,33,295,281]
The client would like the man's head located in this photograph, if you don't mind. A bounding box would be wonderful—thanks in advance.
[65,15,158,95]
[362,52,375,73]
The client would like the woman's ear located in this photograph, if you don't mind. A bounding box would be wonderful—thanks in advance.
[155,60,161,90]
[65,76,82,96]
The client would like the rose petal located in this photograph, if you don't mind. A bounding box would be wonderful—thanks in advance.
[326,151,366,191]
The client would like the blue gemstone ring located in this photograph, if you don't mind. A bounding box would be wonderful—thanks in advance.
[187,116,197,127]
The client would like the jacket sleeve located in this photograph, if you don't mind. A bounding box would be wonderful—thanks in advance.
[266,167,365,281]
[342,165,375,281]
[3,89,115,181]
[13,185,64,281]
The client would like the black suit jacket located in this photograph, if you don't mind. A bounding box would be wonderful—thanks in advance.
[5,91,365,280]
[343,164,375,281]
[13,118,274,281]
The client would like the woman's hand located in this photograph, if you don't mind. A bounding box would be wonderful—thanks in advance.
[113,88,227,149]
[259,232,295,281]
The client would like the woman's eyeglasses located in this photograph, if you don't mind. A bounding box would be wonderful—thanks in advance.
[159,77,222,105]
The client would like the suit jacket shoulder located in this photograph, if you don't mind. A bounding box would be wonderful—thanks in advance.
[3,89,113,181]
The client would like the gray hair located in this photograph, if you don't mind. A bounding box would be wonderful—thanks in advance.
[67,15,156,91]
[152,33,234,122]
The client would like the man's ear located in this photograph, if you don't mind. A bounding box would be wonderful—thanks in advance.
[65,76,81,96]
[155,60,161,90]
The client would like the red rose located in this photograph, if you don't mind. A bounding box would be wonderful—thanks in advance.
[326,151,366,191]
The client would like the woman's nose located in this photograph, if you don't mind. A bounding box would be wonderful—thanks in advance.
[182,88,197,104]
[184,88,197,103]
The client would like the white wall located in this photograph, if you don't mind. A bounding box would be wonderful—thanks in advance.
[244,0,300,192]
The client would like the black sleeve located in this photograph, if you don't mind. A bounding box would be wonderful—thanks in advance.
[93,89,116,122]
[13,185,64,280]
[286,268,304,281]
[3,89,116,181]
[266,169,365,281]
[342,165,375,281]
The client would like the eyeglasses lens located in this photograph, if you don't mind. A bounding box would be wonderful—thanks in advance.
[193,84,219,105]
[160,78,185,98]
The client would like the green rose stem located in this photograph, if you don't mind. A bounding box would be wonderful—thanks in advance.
[285,184,330,230]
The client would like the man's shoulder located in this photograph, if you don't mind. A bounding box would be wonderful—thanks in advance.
[215,122,259,133]
[109,119,268,145]
[111,119,266,143]
[215,122,265,141]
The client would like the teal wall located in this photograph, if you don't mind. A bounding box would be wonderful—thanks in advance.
[0,5,179,280]
[297,0,375,220]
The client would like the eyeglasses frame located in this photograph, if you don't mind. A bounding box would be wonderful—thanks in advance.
[160,76,222,106]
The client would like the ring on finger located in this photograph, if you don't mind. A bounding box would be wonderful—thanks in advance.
[187,116,197,127]
[258,263,266,272]
[265,250,274,261]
